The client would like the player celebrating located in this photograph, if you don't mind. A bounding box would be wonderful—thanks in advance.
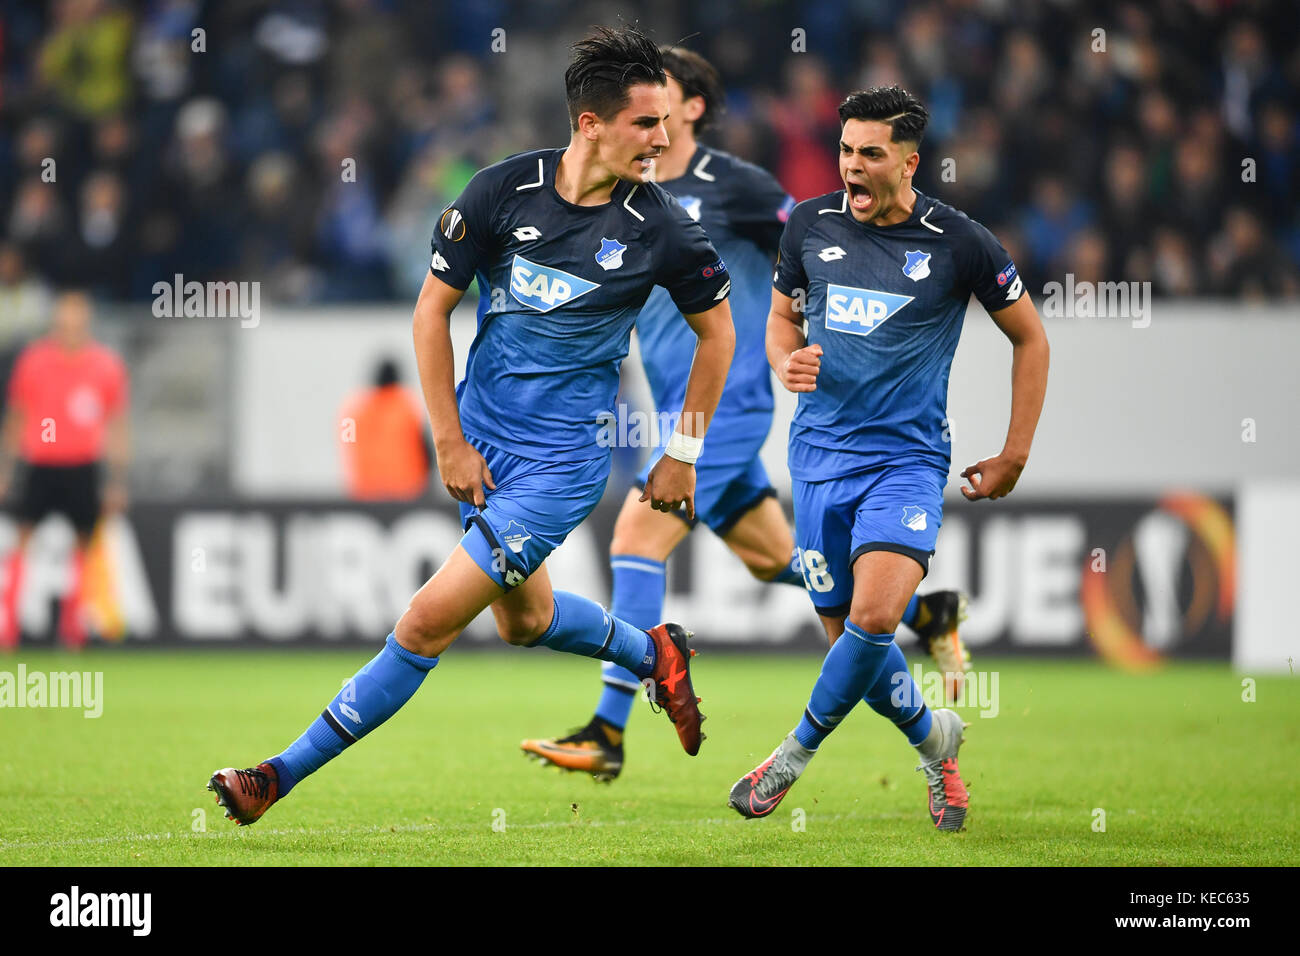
[520,52,972,783]
[728,87,1049,831]
[207,27,735,826]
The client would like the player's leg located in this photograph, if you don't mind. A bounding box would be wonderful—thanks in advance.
[728,474,855,817]
[2,525,33,651]
[58,463,102,650]
[520,487,689,779]
[717,487,802,587]
[3,461,45,650]
[729,548,926,820]
[209,539,500,825]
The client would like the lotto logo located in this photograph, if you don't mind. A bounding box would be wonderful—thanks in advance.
[510,255,600,312]
[824,284,914,336]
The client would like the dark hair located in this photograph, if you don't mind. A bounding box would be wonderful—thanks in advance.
[565,26,666,131]
[373,358,401,388]
[660,46,725,135]
[838,86,929,146]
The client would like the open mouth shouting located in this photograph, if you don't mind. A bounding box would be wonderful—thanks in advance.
[846,180,874,213]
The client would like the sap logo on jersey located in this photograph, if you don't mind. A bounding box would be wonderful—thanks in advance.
[510,255,600,312]
[824,284,914,336]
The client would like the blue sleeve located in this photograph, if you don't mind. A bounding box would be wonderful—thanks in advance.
[653,201,732,315]
[957,219,1025,312]
[772,207,809,298]
[727,164,795,259]
[429,169,498,290]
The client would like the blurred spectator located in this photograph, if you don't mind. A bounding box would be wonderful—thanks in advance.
[1021,175,1094,279]
[0,244,54,410]
[769,57,844,200]
[338,358,432,502]
[1208,207,1300,298]
[37,0,133,120]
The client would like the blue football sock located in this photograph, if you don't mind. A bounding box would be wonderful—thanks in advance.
[861,640,933,745]
[267,632,439,796]
[595,556,667,728]
[901,593,921,628]
[532,591,655,677]
[793,622,893,750]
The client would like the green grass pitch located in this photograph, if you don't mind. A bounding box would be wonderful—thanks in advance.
[1,648,1295,866]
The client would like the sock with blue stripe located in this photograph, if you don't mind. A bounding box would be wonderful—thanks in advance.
[267,632,439,796]
[532,590,656,678]
[595,556,666,729]
[901,593,921,628]
[771,548,804,587]
[860,640,933,745]
[793,622,894,750]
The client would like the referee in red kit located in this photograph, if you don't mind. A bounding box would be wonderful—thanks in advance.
[0,290,129,649]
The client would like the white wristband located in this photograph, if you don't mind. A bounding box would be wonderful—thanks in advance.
[664,429,704,465]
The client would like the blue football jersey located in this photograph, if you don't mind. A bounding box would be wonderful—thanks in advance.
[429,149,731,460]
[635,146,794,465]
[772,188,1025,480]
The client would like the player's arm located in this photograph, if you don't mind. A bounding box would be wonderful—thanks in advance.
[0,403,21,501]
[766,288,822,393]
[411,271,494,507]
[103,405,130,513]
[961,293,1049,501]
[642,299,735,520]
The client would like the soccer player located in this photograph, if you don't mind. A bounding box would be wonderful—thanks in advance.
[519,51,972,783]
[207,27,736,826]
[727,87,1049,831]
[0,290,130,650]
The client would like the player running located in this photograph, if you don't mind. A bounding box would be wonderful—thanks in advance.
[519,51,972,784]
[727,87,1049,831]
[207,27,735,826]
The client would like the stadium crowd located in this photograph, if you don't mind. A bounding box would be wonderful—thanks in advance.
[0,0,1296,310]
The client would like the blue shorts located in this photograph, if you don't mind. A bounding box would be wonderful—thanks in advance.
[636,453,776,537]
[792,464,946,617]
[458,436,610,589]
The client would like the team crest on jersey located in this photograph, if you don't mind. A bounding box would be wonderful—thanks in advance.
[510,255,600,312]
[595,237,627,271]
[825,284,914,336]
[902,250,931,281]
[502,521,532,554]
[901,506,928,532]
[677,195,702,221]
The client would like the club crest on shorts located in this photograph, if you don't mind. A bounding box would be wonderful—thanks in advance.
[595,237,627,271]
[902,250,931,281]
[901,506,928,531]
[502,520,532,554]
